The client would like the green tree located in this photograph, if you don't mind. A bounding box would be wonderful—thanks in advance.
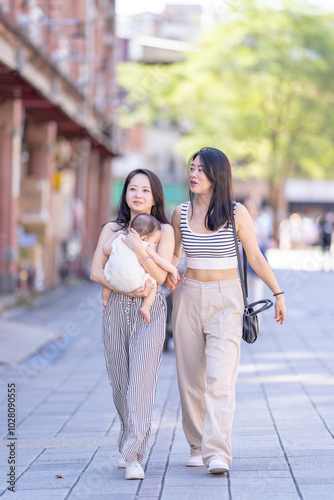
[117,1,334,229]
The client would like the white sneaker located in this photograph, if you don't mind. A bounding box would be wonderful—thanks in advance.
[118,456,126,468]
[186,455,204,467]
[125,461,145,480]
[208,459,229,474]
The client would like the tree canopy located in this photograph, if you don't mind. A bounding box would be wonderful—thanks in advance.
[117,0,334,188]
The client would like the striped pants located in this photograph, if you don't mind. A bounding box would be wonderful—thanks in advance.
[102,288,166,463]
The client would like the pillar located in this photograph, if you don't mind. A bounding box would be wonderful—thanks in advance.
[86,148,100,252]
[98,157,113,226]
[26,121,57,178]
[24,121,58,288]
[73,137,91,208]
[0,99,23,293]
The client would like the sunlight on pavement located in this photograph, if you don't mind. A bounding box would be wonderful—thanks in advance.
[238,363,285,373]
[267,248,334,271]
[238,374,334,384]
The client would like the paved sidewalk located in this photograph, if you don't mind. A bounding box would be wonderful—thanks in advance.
[0,270,334,499]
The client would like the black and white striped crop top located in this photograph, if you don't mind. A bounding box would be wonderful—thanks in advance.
[180,202,239,270]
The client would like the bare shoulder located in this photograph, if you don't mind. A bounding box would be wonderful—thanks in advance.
[235,203,253,230]
[173,204,183,214]
[104,221,122,232]
[173,204,182,216]
[171,204,183,224]
[160,223,174,238]
[99,221,122,239]
[235,202,251,220]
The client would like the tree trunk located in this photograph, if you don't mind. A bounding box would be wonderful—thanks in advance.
[269,177,287,244]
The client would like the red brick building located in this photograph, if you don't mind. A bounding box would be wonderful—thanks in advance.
[0,0,120,294]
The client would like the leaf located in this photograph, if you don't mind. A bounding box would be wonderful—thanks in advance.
[56,475,64,479]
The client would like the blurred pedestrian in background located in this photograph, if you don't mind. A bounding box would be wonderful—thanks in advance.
[319,211,334,271]
[320,211,333,253]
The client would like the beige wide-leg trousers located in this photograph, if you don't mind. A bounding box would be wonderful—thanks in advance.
[172,277,243,466]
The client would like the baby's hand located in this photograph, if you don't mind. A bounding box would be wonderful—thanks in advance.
[171,268,179,282]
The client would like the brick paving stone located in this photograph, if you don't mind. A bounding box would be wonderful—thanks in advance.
[1,490,69,500]
[161,485,230,500]
[300,486,334,500]
[0,270,333,499]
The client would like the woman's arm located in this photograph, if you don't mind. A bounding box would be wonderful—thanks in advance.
[146,245,178,275]
[102,230,125,256]
[90,223,153,297]
[171,205,183,266]
[124,224,175,285]
[165,206,183,290]
[236,203,286,324]
[90,222,118,291]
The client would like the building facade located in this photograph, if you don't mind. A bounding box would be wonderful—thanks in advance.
[0,0,119,294]
[113,4,204,213]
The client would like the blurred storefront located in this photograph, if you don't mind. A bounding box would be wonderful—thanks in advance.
[279,179,334,250]
[0,0,120,294]
[234,178,334,250]
[284,179,334,215]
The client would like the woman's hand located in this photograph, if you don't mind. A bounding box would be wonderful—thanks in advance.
[129,278,155,298]
[102,286,112,307]
[123,228,142,252]
[274,295,286,325]
[165,270,181,290]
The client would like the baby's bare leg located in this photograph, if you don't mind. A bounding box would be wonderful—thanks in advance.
[140,286,157,323]
[102,286,112,308]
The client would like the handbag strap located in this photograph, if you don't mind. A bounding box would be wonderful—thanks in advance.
[232,203,249,307]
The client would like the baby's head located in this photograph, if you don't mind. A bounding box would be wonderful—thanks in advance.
[131,214,161,247]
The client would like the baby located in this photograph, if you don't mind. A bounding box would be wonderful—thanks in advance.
[102,213,178,323]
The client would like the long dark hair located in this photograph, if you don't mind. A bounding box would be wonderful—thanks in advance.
[114,168,169,229]
[189,147,233,231]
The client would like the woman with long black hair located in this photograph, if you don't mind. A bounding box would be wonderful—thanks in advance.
[90,169,174,480]
[166,147,286,474]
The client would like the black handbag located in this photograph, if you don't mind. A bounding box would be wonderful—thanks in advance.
[232,207,273,343]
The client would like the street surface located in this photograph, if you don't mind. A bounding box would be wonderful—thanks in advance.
[0,265,333,499]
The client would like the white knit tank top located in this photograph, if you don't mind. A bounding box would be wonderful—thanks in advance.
[180,202,239,270]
